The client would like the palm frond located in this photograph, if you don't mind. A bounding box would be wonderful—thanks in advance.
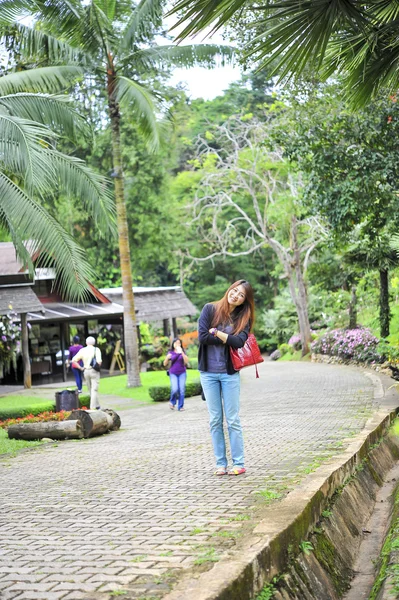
[0,93,90,140]
[82,1,115,57]
[0,172,96,300]
[325,21,399,105]
[0,23,87,65]
[0,66,84,95]
[119,0,164,51]
[167,0,246,40]
[0,113,56,194]
[246,0,368,79]
[124,44,235,71]
[0,0,32,23]
[46,149,116,235]
[115,75,164,151]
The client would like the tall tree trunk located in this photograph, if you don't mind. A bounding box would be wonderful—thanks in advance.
[348,285,357,329]
[291,216,312,355]
[21,313,31,389]
[379,268,390,338]
[108,69,141,387]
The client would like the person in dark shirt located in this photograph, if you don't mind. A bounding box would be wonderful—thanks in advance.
[67,335,84,393]
[163,338,189,411]
[197,280,255,476]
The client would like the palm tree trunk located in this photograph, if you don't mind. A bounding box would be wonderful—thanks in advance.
[379,268,390,339]
[108,70,141,387]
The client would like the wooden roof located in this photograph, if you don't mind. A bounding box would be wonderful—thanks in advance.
[0,286,43,315]
[100,287,198,322]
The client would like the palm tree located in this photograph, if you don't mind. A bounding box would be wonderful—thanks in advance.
[0,69,114,300]
[1,0,234,387]
[168,0,399,105]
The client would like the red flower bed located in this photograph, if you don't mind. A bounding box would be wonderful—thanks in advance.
[0,407,88,429]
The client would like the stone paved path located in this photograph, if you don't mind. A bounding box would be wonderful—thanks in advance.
[0,362,383,600]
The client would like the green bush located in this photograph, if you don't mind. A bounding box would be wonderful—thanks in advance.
[187,357,198,369]
[185,380,202,396]
[0,391,90,420]
[0,399,55,420]
[149,379,202,402]
[278,343,292,356]
[147,355,167,371]
[148,386,170,401]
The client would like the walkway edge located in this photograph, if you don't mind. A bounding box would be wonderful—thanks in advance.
[163,373,399,600]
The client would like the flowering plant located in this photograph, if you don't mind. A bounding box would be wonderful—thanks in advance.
[0,408,88,429]
[0,307,22,378]
[311,327,381,363]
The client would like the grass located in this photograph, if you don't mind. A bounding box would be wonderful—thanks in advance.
[98,369,200,402]
[0,427,43,456]
[0,370,201,419]
[0,395,55,419]
[279,350,311,362]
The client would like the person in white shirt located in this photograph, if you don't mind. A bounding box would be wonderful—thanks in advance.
[72,336,102,410]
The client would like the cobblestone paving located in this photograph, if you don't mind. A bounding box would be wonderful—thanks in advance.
[0,362,379,600]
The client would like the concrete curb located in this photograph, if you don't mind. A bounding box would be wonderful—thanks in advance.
[163,370,399,600]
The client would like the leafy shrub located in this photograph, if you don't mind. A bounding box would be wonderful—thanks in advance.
[149,379,202,402]
[79,394,90,407]
[188,357,198,370]
[0,409,73,429]
[185,380,202,396]
[311,327,381,363]
[288,334,301,351]
[0,392,89,420]
[147,356,167,371]
[377,341,399,365]
[0,400,55,420]
[278,343,292,356]
[269,349,281,361]
[140,344,157,360]
[149,386,170,401]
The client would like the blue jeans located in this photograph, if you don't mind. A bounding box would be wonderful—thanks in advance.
[71,367,83,392]
[200,371,244,469]
[169,372,187,410]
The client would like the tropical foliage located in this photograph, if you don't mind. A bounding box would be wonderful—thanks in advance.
[0,71,115,299]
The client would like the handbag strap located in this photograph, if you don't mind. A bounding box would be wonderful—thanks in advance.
[247,335,260,379]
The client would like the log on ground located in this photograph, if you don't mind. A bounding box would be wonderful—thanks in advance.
[104,409,121,431]
[66,409,113,438]
[8,420,84,441]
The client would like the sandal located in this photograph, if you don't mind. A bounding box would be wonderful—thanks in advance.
[214,467,228,476]
[169,403,175,410]
[228,467,246,476]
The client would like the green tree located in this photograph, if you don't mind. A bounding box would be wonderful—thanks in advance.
[184,116,326,354]
[0,70,114,299]
[2,0,233,386]
[168,0,399,105]
[277,85,399,337]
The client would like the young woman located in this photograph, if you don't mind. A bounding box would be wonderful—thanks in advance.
[163,338,190,411]
[198,280,255,476]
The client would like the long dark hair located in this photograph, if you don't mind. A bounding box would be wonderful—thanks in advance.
[170,338,185,352]
[211,279,255,334]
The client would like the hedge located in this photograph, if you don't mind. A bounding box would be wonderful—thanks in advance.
[0,393,90,420]
[149,379,202,402]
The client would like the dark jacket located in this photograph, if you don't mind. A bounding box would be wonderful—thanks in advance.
[197,303,250,375]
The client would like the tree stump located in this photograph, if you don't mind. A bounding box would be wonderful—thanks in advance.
[66,409,113,438]
[8,420,84,441]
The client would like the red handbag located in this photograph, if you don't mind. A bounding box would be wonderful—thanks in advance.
[229,333,264,378]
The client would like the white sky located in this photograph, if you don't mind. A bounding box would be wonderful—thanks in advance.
[164,20,242,100]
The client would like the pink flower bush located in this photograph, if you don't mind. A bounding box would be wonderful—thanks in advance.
[311,327,381,363]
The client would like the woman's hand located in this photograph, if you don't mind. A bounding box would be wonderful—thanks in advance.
[209,327,228,344]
